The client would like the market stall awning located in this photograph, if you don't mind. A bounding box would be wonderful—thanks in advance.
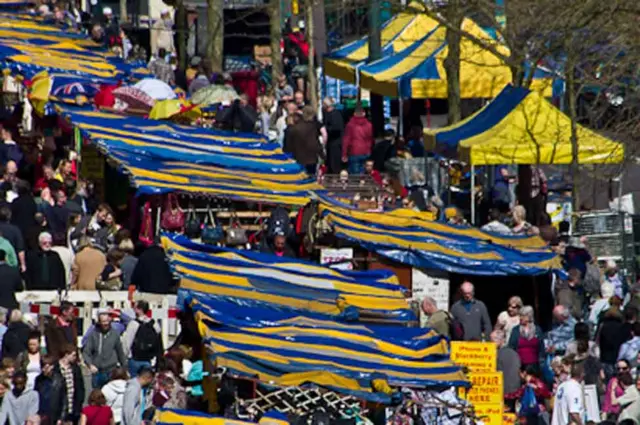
[157,409,278,425]
[318,196,561,276]
[182,293,467,403]
[0,13,149,110]
[61,108,320,205]
[424,84,624,165]
[164,234,413,322]
[357,18,554,98]
[323,2,438,84]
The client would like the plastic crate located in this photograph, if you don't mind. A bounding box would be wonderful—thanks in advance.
[586,234,634,259]
[574,213,623,235]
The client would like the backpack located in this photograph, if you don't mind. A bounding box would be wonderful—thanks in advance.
[518,385,540,417]
[132,319,159,361]
[447,312,465,341]
[266,206,291,239]
[583,263,602,296]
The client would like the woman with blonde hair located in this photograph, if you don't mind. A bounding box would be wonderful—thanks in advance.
[258,95,275,139]
[495,296,523,342]
[512,205,538,235]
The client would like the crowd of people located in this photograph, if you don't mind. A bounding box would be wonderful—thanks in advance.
[0,298,207,425]
[421,238,636,425]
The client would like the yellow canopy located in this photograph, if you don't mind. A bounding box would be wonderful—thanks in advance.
[427,85,624,165]
[323,3,438,84]
[357,18,553,98]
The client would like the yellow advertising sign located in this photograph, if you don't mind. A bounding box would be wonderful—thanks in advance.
[459,372,503,405]
[503,413,516,425]
[450,341,497,372]
[475,405,503,425]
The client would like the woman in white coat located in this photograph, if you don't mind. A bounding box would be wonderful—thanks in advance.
[101,368,128,425]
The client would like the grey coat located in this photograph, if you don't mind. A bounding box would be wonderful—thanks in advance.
[122,378,144,425]
[450,299,492,341]
[0,388,39,425]
[498,347,522,394]
[82,327,127,372]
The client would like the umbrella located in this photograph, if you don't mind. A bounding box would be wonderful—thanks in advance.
[112,86,155,111]
[149,99,202,121]
[192,84,239,106]
[134,78,177,100]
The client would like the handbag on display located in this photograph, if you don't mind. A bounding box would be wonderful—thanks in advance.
[225,211,247,246]
[201,207,224,245]
[184,206,202,239]
[161,193,185,232]
[138,201,154,247]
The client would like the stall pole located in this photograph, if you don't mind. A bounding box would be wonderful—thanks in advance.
[398,97,404,137]
[470,165,475,224]
[155,204,161,236]
[74,126,82,175]
[425,99,431,128]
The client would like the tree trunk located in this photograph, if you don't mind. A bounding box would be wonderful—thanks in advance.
[207,0,224,73]
[305,0,318,109]
[443,0,463,125]
[269,0,283,84]
[176,0,188,71]
[119,0,127,23]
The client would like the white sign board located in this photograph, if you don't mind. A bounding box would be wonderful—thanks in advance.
[584,384,600,423]
[320,248,354,270]
[411,268,450,310]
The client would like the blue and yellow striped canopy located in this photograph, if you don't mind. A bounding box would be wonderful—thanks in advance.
[424,84,624,165]
[325,8,555,98]
[163,233,413,322]
[318,196,562,275]
[0,11,149,107]
[324,2,438,83]
[190,297,468,402]
[157,408,285,425]
[61,108,320,205]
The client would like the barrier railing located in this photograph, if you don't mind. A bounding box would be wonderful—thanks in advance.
[16,291,180,348]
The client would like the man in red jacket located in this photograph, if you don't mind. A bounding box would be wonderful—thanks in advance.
[342,107,374,174]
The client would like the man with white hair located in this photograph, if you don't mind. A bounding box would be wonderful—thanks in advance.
[421,297,449,338]
[588,282,614,327]
[545,305,576,356]
[150,9,175,57]
[605,259,624,298]
[24,232,66,290]
[449,281,492,341]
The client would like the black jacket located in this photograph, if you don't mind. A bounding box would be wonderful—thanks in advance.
[0,263,22,310]
[2,321,30,359]
[598,313,630,364]
[25,249,66,290]
[50,363,85,423]
[131,245,176,294]
[34,374,53,418]
[323,109,344,145]
[10,194,37,243]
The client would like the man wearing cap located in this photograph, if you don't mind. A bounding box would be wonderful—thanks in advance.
[151,9,175,57]
[102,7,119,44]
